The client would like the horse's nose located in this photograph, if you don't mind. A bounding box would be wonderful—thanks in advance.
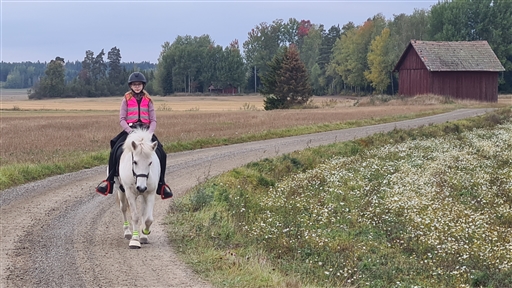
[137,186,147,193]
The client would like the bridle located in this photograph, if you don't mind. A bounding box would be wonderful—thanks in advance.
[131,152,150,181]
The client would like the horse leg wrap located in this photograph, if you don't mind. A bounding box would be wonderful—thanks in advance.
[142,229,151,235]
[123,222,132,240]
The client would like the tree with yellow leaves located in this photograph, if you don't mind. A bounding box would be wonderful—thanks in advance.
[365,28,392,93]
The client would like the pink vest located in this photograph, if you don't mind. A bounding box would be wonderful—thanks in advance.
[125,92,151,124]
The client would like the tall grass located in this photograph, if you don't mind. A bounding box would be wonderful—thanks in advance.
[167,108,512,287]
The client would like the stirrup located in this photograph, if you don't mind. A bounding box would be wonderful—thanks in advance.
[157,183,173,200]
[95,180,112,196]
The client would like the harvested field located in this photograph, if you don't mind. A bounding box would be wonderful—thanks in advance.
[1,93,509,166]
[1,92,510,112]
[2,105,451,165]
[0,94,359,111]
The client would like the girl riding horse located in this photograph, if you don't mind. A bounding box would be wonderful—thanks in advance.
[95,72,173,199]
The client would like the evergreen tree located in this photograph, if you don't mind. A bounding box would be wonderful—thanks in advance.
[262,47,287,109]
[264,45,312,110]
[260,46,287,96]
[91,49,108,96]
[92,49,107,81]
[80,50,94,85]
[107,46,124,95]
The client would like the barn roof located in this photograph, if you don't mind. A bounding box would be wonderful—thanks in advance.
[393,40,505,72]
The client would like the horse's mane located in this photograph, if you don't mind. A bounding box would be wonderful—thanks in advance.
[123,129,155,156]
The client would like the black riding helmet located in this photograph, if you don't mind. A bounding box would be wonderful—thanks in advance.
[128,72,147,93]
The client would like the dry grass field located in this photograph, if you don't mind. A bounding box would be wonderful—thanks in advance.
[1,91,510,167]
[1,95,268,111]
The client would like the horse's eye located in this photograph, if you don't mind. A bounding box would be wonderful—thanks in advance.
[133,161,138,165]
[149,161,152,166]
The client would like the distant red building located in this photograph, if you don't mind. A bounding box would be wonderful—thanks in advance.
[208,84,238,95]
[393,40,505,102]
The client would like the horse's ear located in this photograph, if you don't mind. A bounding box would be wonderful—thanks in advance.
[131,141,137,151]
[151,141,158,151]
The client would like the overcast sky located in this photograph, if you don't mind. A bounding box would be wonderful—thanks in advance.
[1,0,437,64]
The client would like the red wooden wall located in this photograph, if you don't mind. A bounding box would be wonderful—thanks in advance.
[397,47,499,102]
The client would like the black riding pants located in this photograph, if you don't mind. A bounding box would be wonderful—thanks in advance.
[107,131,167,185]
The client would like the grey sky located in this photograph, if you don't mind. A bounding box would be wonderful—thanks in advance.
[1,0,436,64]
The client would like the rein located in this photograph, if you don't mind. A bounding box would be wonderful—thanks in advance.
[131,152,150,180]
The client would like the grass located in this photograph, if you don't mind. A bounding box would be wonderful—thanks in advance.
[167,108,512,287]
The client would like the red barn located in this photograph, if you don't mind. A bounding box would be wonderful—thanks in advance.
[393,40,505,102]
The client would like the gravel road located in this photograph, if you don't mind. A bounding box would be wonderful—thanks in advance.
[0,108,494,288]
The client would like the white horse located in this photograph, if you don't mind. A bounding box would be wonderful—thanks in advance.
[115,128,160,249]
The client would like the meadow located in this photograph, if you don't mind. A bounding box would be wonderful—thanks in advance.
[168,108,512,287]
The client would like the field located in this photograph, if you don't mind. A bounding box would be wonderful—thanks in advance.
[1,94,269,111]
[2,88,510,111]
[1,93,509,162]
[2,92,489,165]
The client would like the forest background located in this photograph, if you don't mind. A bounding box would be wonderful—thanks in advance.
[1,0,511,98]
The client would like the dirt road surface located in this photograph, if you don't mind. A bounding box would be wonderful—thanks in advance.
[0,109,495,288]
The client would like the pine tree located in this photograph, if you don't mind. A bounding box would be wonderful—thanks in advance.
[262,47,287,110]
[273,45,312,109]
[108,46,124,93]
[261,47,287,95]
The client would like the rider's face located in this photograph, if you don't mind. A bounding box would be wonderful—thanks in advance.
[130,82,144,93]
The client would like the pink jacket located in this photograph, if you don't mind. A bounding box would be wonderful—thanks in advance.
[119,91,157,133]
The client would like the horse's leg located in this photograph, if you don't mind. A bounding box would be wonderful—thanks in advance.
[140,193,155,244]
[116,181,132,240]
[126,192,141,249]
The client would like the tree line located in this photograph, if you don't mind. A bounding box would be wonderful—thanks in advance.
[1,58,155,90]
[25,47,158,99]
[4,0,511,99]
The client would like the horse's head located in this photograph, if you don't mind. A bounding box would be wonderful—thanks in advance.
[124,129,158,193]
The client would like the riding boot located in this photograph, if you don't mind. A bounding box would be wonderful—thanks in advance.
[96,148,117,196]
[96,132,129,196]
[96,169,115,196]
[155,142,173,199]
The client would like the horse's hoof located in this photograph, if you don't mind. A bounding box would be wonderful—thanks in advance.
[124,232,132,240]
[129,240,141,249]
[140,235,148,244]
